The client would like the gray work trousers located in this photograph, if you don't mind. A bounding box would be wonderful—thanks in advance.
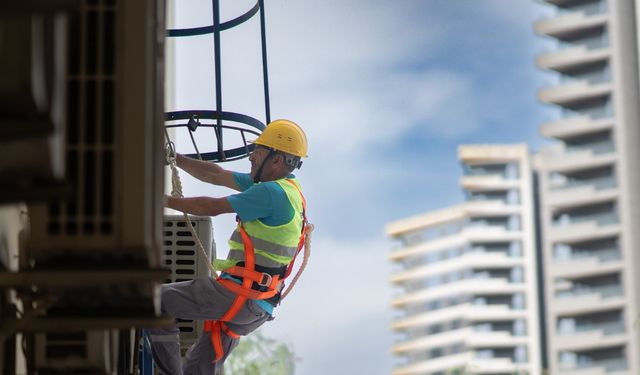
[148,277,272,375]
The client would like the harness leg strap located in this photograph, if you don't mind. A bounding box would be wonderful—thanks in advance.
[204,294,247,363]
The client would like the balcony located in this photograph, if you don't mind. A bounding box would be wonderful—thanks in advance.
[537,45,610,72]
[392,352,473,375]
[466,304,527,321]
[539,144,616,174]
[540,115,614,140]
[549,168,616,190]
[535,11,607,39]
[390,252,519,284]
[560,361,627,375]
[552,285,625,315]
[464,229,522,244]
[545,181,618,210]
[460,175,519,191]
[392,303,526,331]
[538,80,612,106]
[553,239,621,263]
[550,256,622,279]
[556,322,626,351]
[547,203,619,244]
[552,201,617,227]
[546,219,620,243]
[392,304,469,330]
[467,331,529,347]
[462,225,515,241]
[392,327,472,354]
[464,201,520,216]
[544,0,598,6]
[389,235,467,261]
[559,357,627,375]
[391,278,523,307]
[556,282,622,299]
[471,358,527,374]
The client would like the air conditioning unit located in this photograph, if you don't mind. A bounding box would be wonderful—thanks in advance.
[0,4,68,203]
[35,330,117,375]
[24,0,165,314]
[163,214,215,352]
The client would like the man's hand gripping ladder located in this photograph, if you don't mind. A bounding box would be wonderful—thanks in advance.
[165,135,218,277]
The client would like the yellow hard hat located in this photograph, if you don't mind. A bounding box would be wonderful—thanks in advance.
[253,119,308,157]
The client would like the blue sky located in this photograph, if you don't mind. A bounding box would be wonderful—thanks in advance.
[168,1,556,374]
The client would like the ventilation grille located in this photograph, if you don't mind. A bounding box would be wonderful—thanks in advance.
[35,331,110,373]
[163,215,215,351]
[47,0,117,238]
[42,332,88,360]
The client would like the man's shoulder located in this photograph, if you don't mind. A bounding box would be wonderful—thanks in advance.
[256,181,287,198]
[232,172,253,191]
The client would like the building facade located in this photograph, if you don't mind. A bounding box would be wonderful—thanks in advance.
[387,145,541,375]
[534,0,640,374]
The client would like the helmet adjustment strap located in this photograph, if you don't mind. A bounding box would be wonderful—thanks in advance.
[253,148,277,183]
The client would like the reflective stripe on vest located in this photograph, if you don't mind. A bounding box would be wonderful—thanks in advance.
[221,178,304,271]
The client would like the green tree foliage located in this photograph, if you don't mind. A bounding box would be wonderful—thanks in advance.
[225,331,297,375]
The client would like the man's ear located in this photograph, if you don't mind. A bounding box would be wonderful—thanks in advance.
[272,153,284,165]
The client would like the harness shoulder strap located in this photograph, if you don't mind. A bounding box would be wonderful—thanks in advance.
[282,178,307,280]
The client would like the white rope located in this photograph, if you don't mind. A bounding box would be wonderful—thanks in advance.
[281,223,313,301]
[166,147,218,277]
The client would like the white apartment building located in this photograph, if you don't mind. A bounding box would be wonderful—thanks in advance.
[534,0,640,373]
[387,145,541,375]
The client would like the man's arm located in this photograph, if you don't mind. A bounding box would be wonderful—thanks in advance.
[175,154,240,191]
[165,195,235,216]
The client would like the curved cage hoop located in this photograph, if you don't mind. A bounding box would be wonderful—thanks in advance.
[166,2,260,37]
[165,0,272,162]
[165,110,265,162]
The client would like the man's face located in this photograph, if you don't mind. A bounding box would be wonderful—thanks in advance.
[249,146,272,180]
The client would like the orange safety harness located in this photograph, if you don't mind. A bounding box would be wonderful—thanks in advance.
[204,179,308,363]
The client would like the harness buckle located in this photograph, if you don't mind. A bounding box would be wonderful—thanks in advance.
[258,273,272,287]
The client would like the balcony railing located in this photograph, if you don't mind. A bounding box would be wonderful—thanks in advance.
[565,141,614,155]
[570,357,627,372]
[559,34,609,51]
[562,102,613,120]
[558,321,625,336]
[558,0,607,16]
[556,248,621,263]
[463,164,518,180]
[550,176,616,191]
[554,211,618,227]
[556,284,623,299]
[559,69,610,85]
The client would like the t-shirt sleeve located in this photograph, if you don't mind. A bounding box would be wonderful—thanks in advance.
[227,184,274,222]
[232,172,254,192]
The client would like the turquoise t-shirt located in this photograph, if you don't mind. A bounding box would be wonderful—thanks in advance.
[224,172,297,314]
[226,172,295,226]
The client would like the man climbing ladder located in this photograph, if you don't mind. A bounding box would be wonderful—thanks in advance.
[149,119,311,374]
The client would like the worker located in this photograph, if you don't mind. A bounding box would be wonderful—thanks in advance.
[148,119,309,375]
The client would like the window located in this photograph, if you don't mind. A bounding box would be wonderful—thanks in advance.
[514,346,527,363]
[512,293,525,310]
[509,241,522,257]
[508,215,521,231]
[511,267,524,283]
[514,319,526,336]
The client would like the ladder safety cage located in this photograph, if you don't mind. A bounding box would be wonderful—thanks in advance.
[165,0,271,162]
